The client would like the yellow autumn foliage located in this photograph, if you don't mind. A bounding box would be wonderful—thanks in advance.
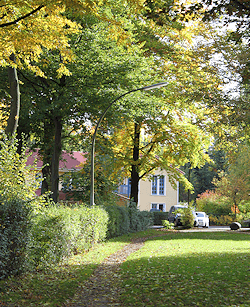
[0,0,145,76]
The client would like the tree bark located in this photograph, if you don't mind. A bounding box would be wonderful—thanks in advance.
[130,122,141,205]
[51,116,62,202]
[6,54,20,136]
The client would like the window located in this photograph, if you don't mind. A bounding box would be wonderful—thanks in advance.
[151,203,166,212]
[152,176,157,194]
[151,175,165,195]
[36,173,42,188]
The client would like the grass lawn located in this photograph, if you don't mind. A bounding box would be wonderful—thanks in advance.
[0,230,249,306]
[119,231,250,307]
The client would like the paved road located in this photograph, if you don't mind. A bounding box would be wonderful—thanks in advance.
[181,226,250,232]
[151,225,250,232]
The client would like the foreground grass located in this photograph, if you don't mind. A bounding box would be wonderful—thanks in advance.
[0,230,249,307]
[119,231,250,307]
[0,229,157,307]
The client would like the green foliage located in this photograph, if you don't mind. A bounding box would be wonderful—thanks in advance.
[162,220,174,229]
[180,149,228,203]
[129,207,153,233]
[0,135,40,200]
[0,198,32,279]
[104,205,130,239]
[238,201,250,224]
[104,202,153,239]
[238,201,250,214]
[151,211,169,225]
[61,159,121,205]
[196,190,232,216]
[0,135,40,279]
[28,205,108,269]
[209,215,236,226]
[180,207,195,229]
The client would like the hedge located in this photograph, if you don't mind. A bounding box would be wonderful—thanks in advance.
[28,205,108,269]
[105,204,153,238]
[0,198,32,279]
[151,212,169,225]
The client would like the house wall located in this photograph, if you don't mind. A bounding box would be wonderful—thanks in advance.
[138,169,178,212]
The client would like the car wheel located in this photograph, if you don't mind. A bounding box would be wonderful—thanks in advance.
[174,219,178,227]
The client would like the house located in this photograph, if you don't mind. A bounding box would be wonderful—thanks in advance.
[27,150,182,208]
[117,168,183,212]
[26,149,86,200]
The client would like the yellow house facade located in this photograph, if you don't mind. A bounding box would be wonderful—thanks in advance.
[117,168,181,212]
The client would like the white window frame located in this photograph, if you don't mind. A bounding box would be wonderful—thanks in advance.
[151,175,166,196]
[151,203,166,212]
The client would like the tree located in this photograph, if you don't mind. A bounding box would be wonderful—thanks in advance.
[179,0,250,29]
[0,0,143,73]
[213,143,250,217]
[10,19,157,202]
[104,1,227,204]
[179,148,228,203]
[110,111,214,204]
[1,0,144,136]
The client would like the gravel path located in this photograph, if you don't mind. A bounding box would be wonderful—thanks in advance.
[67,237,147,307]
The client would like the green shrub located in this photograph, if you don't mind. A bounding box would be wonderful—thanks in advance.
[180,207,195,229]
[104,205,130,239]
[196,190,232,216]
[129,206,153,232]
[116,206,130,236]
[151,212,169,225]
[0,198,32,279]
[104,202,153,238]
[162,220,174,229]
[28,205,108,269]
[0,135,40,279]
[209,215,236,226]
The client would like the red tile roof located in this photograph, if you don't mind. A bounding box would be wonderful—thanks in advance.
[26,149,86,170]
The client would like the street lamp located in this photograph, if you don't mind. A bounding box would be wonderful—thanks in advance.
[90,82,168,206]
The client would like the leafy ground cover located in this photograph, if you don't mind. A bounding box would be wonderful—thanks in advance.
[0,229,249,307]
[119,231,250,307]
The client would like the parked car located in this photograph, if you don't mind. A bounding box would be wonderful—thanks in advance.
[168,205,188,226]
[150,208,161,212]
[194,211,209,228]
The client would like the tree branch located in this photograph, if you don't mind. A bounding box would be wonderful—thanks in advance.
[232,0,250,14]
[0,5,44,28]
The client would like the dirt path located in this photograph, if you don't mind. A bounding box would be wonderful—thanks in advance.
[66,237,147,307]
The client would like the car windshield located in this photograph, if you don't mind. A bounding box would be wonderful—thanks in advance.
[196,212,205,217]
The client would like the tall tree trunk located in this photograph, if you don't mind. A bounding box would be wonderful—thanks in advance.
[130,122,141,205]
[51,116,62,202]
[40,118,54,195]
[6,54,20,136]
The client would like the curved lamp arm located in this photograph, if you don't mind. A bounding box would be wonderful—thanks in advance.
[90,82,168,206]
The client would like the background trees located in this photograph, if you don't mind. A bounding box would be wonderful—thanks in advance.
[1,0,249,207]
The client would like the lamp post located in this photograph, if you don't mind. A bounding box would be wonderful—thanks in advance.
[90,82,168,206]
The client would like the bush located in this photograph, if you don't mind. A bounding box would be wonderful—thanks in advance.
[105,202,153,238]
[128,203,153,232]
[0,198,32,279]
[180,207,195,229]
[28,205,108,269]
[151,212,169,225]
[209,215,236,226]
[196,190,232,216]
[162,220,174,229]
[0,135,40,279]
[105,205,130,239]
